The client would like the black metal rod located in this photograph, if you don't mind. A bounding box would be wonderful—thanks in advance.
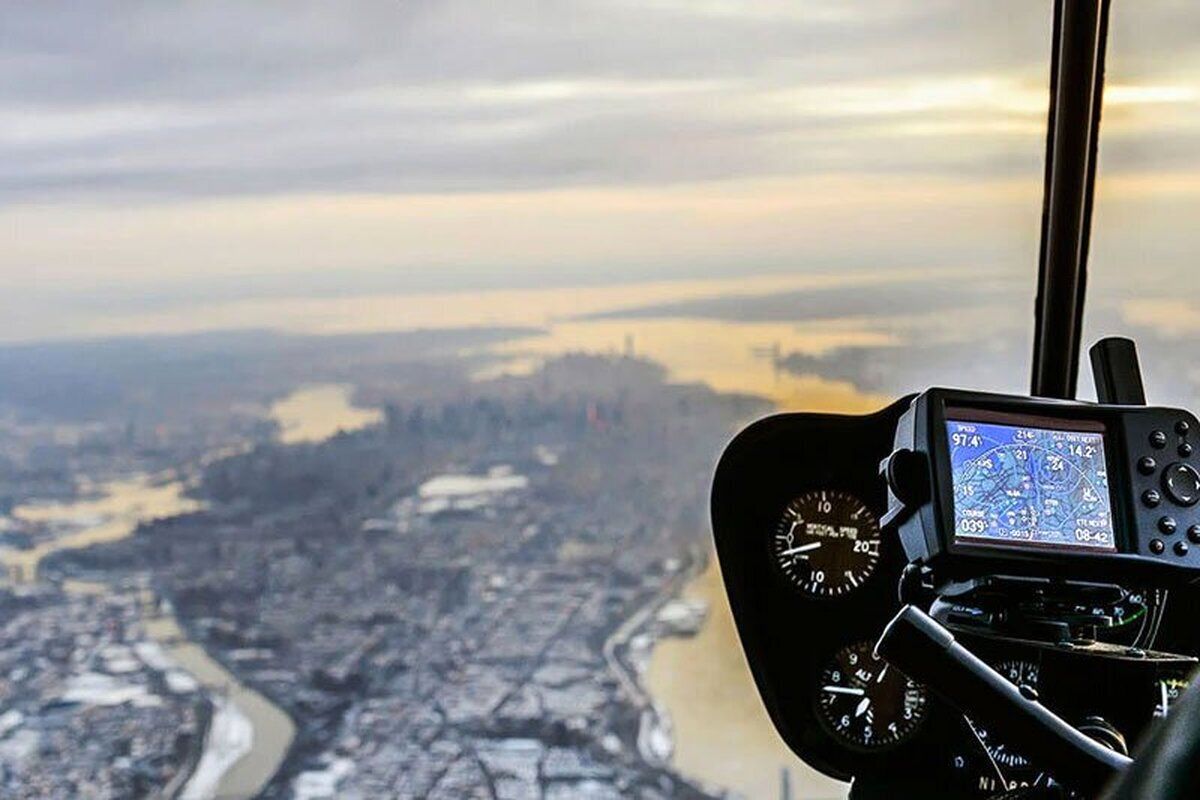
[1031,0,1111,399]
[876,606,1131,796]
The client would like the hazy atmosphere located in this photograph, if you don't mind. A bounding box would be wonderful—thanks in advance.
[10,0,1192,341]
[4,2,1200,799]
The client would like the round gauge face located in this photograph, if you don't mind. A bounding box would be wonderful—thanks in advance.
[961,659,1043,793]
[771,489,881,597]
[816,641,928,750]
[1072,587,1151,645]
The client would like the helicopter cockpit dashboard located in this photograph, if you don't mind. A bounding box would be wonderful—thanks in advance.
[711,339,1200,799]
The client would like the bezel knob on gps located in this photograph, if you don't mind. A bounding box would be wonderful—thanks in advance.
[883,449,930,507]
[1163,462,1200,507]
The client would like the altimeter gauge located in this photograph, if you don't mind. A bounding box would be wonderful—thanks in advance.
[816,641,928,749]
[772,489,881,597]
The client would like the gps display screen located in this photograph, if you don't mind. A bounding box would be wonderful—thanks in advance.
[945,415,1117,552]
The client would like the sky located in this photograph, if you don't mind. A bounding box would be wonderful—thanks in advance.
[4,1,1200,343]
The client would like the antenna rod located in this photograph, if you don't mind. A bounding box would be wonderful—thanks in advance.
[1030,0,1111,399]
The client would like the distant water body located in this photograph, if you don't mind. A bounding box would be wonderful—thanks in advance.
[269,383,384,444]
[646,559,850,800]
[4,477,200,583]
[81,270,922,413]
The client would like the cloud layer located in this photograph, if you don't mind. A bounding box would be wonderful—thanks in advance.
[3,1,1200,343]
[3,1,1062,201]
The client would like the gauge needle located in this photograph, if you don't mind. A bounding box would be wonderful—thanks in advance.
[854,697,871,717]
[779,542,822,557]
[876,665,888,683]
[822,686,865,696]
[964,716,1008,787]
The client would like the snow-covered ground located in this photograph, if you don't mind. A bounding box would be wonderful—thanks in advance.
[180,694,254,800]
[60,672,161,708]
[292,757,355,799]
[134,641,200,694]
[415,466,529,514]
[367,465,531,524]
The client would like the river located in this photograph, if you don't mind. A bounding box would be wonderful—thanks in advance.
[0,383,380,799]
[646,558,850,800]
[4,477,201,584]
[269,384,383,445]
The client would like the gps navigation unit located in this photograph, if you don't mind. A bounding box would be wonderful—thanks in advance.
[882,388,1200,585]
[945,413,1116,553]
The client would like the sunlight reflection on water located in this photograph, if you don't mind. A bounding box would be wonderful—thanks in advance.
[476,316,895,412]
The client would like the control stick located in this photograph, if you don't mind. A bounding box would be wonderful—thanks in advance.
[875,605,1131,796]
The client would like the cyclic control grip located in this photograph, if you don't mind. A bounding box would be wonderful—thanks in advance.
[876,605,1131,797]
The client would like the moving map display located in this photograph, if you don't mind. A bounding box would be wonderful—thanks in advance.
[946,417,1116,552]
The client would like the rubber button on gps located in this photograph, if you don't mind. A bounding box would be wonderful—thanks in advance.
[1163,463,1200,507]
[1189,525,1200,544]
[1151,430,1169,449]
[1181,442,1194,458]
[1176,541,1190,557]
[1159,516,1177,535]
[1177,420,1191,436]
[1150,539,1165,554]
[1143,489,1162,508]
[1139,457,1158,475]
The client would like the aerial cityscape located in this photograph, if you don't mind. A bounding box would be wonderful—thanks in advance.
[3,282,1199,799]
[4,2,1200,798]
[0,327,780,799]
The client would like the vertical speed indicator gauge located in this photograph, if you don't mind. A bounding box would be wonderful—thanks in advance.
[772,489,881,597]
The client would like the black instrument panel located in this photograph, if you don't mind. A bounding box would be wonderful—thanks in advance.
[711,399,1200,796]
[711,399,920,779]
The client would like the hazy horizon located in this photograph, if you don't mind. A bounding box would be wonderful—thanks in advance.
[2,1,1050,344]
[4,1,1200,362]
